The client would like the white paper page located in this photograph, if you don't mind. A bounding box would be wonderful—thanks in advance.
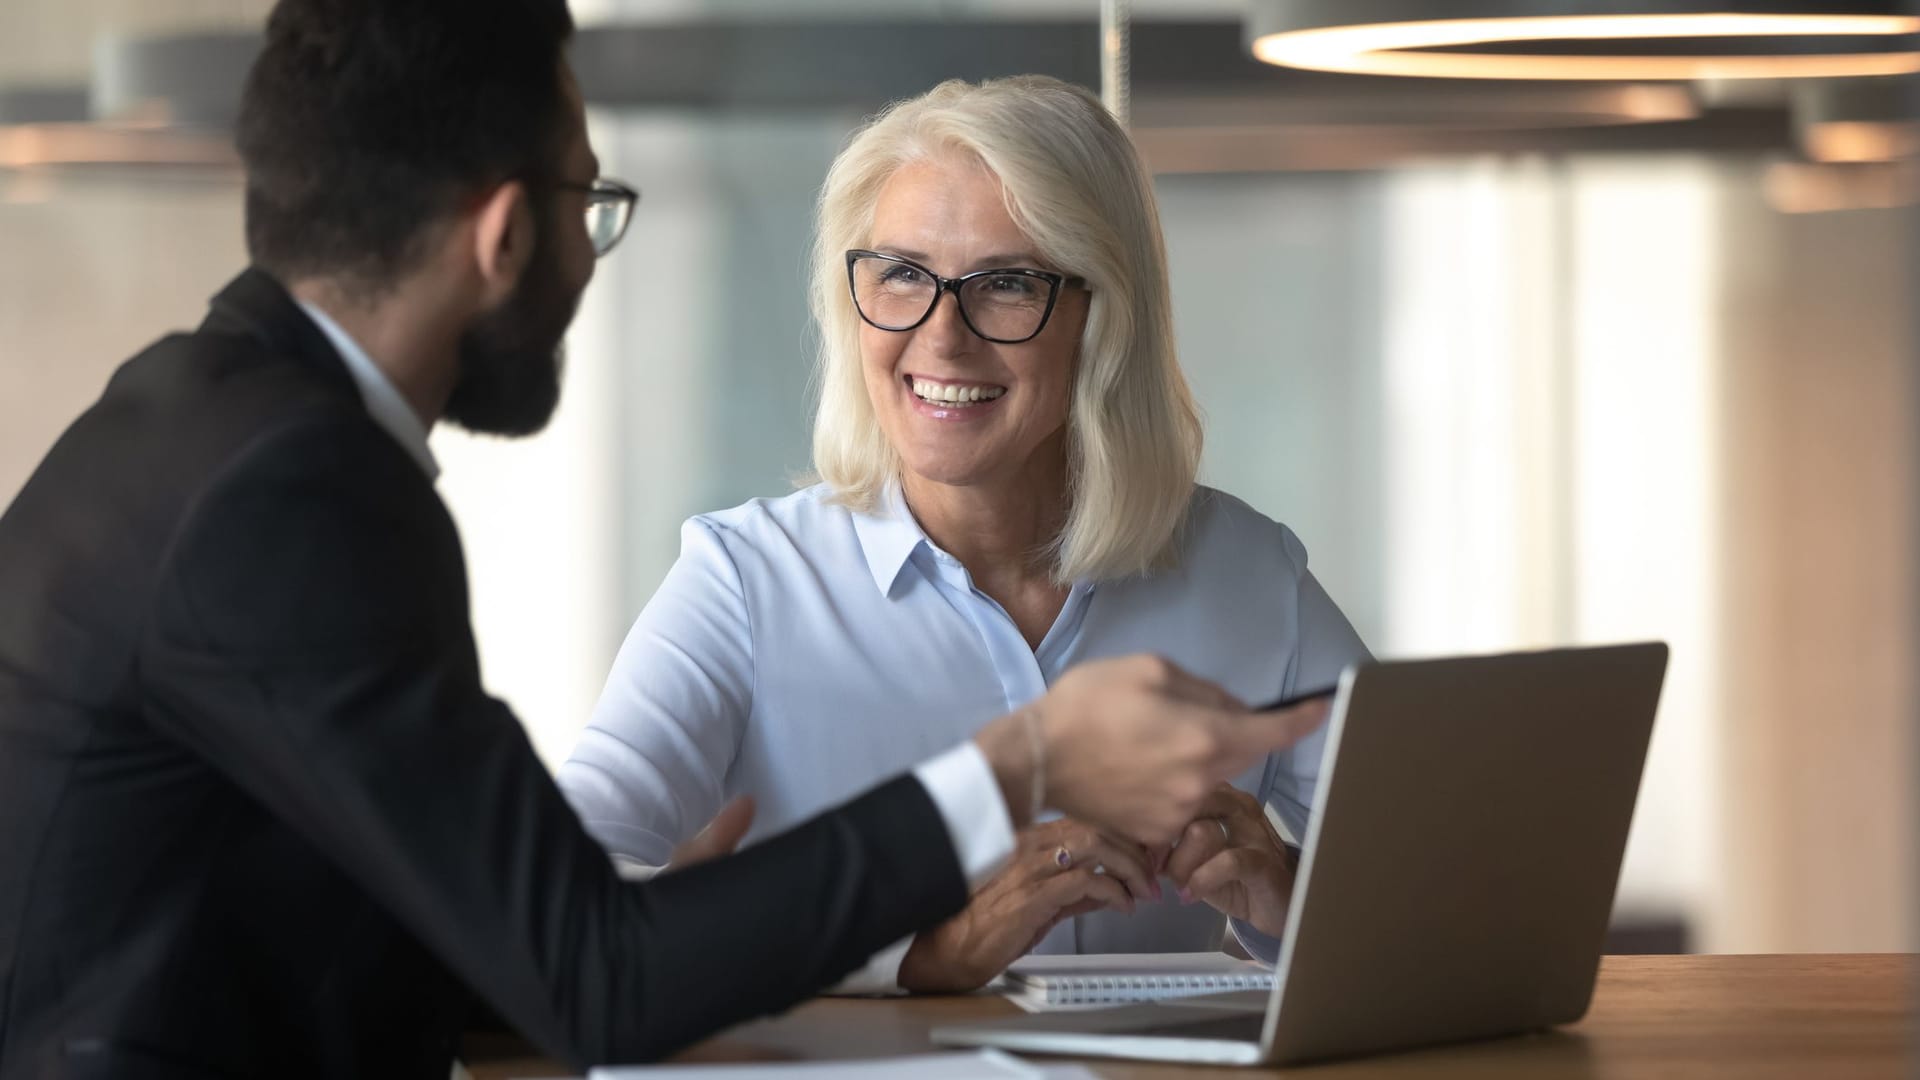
[586,1047,1097,1079]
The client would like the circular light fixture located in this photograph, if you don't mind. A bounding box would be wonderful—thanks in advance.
[1248,2,1920,81]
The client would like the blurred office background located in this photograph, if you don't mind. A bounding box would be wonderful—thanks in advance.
[1,0,1914,958]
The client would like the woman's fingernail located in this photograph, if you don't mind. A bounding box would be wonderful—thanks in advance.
[1177,888,1194,904]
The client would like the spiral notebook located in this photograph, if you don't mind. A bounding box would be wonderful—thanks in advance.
[1002,952,1276,1012]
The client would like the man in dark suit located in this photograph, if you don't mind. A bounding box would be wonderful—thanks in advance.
[0,1,1329,1076]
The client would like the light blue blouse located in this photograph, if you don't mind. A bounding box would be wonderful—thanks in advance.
[559,483,1369,983]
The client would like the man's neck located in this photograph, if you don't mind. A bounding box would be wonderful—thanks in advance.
[287,275,465,428]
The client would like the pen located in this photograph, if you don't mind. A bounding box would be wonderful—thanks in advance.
[1255,685,1337,713]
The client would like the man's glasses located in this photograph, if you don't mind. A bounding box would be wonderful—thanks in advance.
[557,178,640,257]
[845,249,1084,345]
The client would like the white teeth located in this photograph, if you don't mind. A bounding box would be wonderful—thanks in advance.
[910,377,1006,405]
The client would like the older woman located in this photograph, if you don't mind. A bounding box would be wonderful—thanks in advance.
[559,75,1368,993]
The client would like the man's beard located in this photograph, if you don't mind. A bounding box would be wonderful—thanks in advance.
[443,228,580,437]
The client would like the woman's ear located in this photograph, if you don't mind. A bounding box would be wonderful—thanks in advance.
[471,179,535,308]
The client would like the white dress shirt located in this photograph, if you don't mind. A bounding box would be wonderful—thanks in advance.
[559,483,1370,989]
[295,300,439,480]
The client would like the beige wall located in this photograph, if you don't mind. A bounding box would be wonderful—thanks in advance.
[0,1,273,85]
[0,174,246,501]
[1716,173,1918,953]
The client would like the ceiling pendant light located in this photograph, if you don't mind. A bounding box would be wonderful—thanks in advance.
[1247,2,1920,81]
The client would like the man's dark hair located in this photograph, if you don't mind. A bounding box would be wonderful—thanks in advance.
[237,0,576,291]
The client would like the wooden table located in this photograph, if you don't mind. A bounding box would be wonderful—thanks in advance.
[465,954,1916,1078]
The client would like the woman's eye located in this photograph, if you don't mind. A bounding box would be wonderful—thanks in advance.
[982,274,1039,298]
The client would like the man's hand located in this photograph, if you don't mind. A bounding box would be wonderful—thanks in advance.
[974,656,1330,849]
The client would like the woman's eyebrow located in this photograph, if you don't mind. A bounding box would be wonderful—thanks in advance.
[868,246,1046,270]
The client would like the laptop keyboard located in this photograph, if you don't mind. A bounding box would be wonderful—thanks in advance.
[1129,1013,1266,1042]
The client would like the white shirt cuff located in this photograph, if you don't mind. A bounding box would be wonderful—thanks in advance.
[912,740,1016,890]
[824,935,914,996]
[611,853,663,882]
[1229,916,1283,967]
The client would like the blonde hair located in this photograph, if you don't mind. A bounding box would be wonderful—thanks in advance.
[808,75,1202,584]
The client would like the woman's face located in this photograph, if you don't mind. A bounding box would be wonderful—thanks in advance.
[857,156,1088,493]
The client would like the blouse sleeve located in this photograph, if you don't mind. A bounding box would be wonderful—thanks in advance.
[557,518,754,866]
[1233,525,1371,964]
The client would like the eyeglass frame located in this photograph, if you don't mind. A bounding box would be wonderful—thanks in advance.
[844,249,1087,345]
[554,177,640,257]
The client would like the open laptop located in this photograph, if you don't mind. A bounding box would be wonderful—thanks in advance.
[932,642,1669,1067]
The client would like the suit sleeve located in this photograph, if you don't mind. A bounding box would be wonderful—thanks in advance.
[138,418,969,1068]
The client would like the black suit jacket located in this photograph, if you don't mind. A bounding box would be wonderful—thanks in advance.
[0,269,968,1078]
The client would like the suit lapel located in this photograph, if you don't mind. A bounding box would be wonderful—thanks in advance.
[198,267,360,399]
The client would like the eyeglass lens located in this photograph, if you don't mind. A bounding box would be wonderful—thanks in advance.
[850,256,1057,342]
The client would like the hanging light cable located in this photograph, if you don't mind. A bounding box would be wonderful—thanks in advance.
[1247,2,1920,81]
[1102,0,1131,128]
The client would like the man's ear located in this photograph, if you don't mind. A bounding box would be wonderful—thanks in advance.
[471,180,534,308]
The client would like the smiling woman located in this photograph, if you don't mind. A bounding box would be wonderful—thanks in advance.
[811,77,1201,587]
[558,74,1371,996]
[842,154,1091,562]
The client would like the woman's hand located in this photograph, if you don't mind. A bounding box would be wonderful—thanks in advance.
[1161,784,1298,938]
[898,817,1160,993]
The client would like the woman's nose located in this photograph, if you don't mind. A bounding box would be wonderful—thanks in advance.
[914,286,976,354]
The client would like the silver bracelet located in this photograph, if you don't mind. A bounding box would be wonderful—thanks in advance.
[1021,705,1046,823]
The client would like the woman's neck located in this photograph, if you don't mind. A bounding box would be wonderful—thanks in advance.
[899,441,1071,585]
[898,443,1076,653]
[903,479,1064,583]
[907,475,1072,650]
